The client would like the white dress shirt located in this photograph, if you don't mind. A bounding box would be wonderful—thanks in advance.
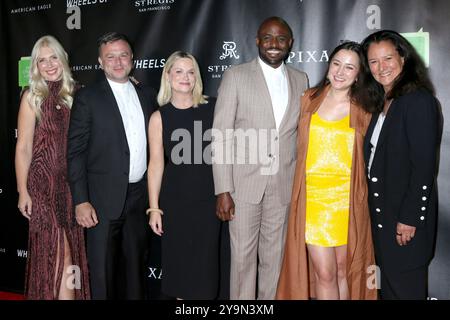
[258,57,289,130]
[107,79,147,183]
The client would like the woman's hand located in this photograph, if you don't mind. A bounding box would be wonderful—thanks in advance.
[18,191,32,220]
[396,222,416,246]
[149,212,163,236]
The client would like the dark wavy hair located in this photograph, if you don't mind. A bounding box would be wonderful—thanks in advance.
[361,30,435,110]
[311,41,378,113]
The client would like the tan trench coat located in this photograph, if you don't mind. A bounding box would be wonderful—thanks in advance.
[276,86,378,300]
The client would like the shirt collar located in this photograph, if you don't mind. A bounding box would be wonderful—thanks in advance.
[107,78,131,92]
[258,57,286,76]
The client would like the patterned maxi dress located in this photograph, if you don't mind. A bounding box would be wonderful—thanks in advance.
[25,81,90,299]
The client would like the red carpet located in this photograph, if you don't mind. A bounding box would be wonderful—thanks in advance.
[0,291,25,300]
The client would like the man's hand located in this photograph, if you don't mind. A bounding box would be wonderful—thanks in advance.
[75,202,99,228]
[216,192,235,221]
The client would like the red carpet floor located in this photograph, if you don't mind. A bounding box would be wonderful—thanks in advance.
[0,291,24,300]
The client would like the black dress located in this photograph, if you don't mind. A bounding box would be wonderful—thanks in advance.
[159,99,220,299]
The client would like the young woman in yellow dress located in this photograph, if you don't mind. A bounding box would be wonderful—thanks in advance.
[277,41,378,300]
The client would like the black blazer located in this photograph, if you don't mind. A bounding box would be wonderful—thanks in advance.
[364,89,439,272]
[67,75,157,220]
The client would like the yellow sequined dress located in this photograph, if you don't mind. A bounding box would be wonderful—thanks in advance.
[305,112,354,247]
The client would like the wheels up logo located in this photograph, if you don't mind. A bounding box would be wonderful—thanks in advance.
[66,0,109,7]
[208,41,241,79]
[133,58,166,69]
[66,1,110,30]
[18,57,31,89]
[401,28,430,67]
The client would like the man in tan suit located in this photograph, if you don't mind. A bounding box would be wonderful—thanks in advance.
[212,16,309,299]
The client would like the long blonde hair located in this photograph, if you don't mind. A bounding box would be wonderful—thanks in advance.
[28,35,75,121]
[157,51,207,107]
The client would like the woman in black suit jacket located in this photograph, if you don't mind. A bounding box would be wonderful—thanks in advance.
[361,30,439,299]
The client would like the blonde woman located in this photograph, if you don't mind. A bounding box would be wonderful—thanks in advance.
[147,51,223,299]
[15,35,90,299]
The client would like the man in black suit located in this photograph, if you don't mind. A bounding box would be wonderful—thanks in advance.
[68,32,156,299]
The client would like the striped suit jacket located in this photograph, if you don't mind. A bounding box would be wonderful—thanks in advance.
[212,58,308,205]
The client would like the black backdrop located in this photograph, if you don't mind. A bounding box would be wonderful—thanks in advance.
[1,0,449,299]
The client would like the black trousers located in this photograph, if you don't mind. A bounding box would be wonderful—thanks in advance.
[380,265,428,300]
[87,179,150,299]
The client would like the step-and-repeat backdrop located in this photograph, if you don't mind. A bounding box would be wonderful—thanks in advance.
[1,0,449,299]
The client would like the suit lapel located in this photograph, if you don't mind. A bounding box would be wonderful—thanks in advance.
[363,100,395,167]
[373,100,395,149]
[277,67,293,133]
[252,59,277,128]
[100,78,129,149]
[132,83,150,136]
[364,113,378,163]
